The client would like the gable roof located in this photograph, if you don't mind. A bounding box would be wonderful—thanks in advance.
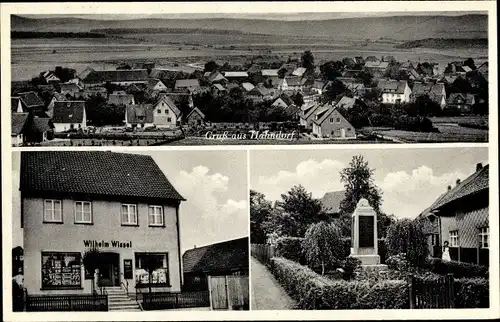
[336,96,357,109]
[186,107,205,120]
[83,69,149,84]
[18,91,44,108]
[223,71,249,78]
[284,77,302,87]
[21,151,185,201]
[448,93,475,105]
[53,101,86,123]
[147,78,167,90]
[378,79,408,94]
[11,113,29,136]
[108,93,135,106]
[261,69,279,77]
[155,95,182,117]
[60,82,79,92]
[241,82,255,92]
[206,71,227,83]
[412,82,445,97]
[320,191,345,215]
[431,165,489,211]
[182,237,249,273]
[126,104,154,124]
[302,102,321,119]
[175,79,200,89]
[32,117,55,133]
[365,61,389,69]
[313,105,337,125]
[292,67,307,77]
[11,97,23,113]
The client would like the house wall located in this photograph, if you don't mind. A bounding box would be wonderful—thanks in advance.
[23,197,182,295]
[11,135,24,147]
[153,101,178,128]
[54,122,85,133]
[314,110,356,138]
[187,112,204,127]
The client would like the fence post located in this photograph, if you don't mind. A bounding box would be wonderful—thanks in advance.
[446,273,455,308]
[208,276,213,310]
[407,274,415,309]
[225,275,230,310]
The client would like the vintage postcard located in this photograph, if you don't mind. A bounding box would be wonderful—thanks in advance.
[1,1,498,321]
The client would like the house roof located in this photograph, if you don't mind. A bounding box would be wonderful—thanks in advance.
[206,71,226,83]
[292,67,307,77]
[213,83,226,91]
[52,101,86,123]
[223,71,249,78]
[431,165,489,211]
[412,82,445,97]
[20,151,185,201]
[83,69,149,84]
[336,96,357,109]
[302,103,321,119]
[365,61,389,69]
[241,82,255,92]
[18,91,44,108]
[247,64,262,74]
[313,80,325,89]
[60,82,79,92]
[108,94,135,106]
[32,117,54,133]
[320,191,345,214]
[37,84,57,95]
[11,97,23,113]
[182,237,249,273]
[186,107,205,120]
[313,105,337,125]
[147,78,166,90]
[175,79,200,89]
[155,95,182,117]
[11,113,29,136]
[261,69,279,77]
[378,79,408,94]
[272,98,288,108]
[284,77,302,87]
[126,104,154,124]
[448,93,475,105]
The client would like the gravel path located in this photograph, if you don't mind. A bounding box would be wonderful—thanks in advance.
[250,257,296,310]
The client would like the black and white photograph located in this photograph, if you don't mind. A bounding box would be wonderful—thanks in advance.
[11,150,249,312]
[10,10,489,146]
[250,147,490,310]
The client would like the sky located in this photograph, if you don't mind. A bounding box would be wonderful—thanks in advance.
[25,11,482,21]
[11,150,249,254]
[250,147,488,219]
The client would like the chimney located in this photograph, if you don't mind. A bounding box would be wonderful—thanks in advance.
[456,179,461,186]
[476,163,483,172]
[447,185,452,191]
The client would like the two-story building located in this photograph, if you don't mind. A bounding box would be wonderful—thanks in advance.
[311,105,356,139]
[378,80,412,105]
[20,151,185,296]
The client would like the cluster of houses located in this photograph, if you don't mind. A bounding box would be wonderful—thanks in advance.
[11,55,488,145]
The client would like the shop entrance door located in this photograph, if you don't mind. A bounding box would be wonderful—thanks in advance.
[99,252,120,287]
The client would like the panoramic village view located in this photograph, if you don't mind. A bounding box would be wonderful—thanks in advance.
[10,12,489,146]
[250,148,490,310]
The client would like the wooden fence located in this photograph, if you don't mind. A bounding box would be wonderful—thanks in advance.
[408,274,455,309]
[208,275,249,310]
[26,294,108,311]
[141,291,210,310]
[251,244,275,266]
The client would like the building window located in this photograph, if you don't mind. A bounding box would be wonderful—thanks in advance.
[479,227,489,248]
[134,253,169,286]
[44,199,62,223]
[336,117,341,123]
[74,201,92,224]
[449,230,459,247]
[41,252,81,289]
[431,234,439,246]
[157,109,161,114]
[165,109,169,114]
[121,204,138,226]
[167,117,172,123]
[148,205,164,226]
[329,117,334,123]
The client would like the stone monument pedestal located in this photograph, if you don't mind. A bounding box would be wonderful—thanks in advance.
[350,198,387,270]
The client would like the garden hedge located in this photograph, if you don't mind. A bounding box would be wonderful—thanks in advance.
[269,257,409,309]
[426,258,489,279]
[275,237,307,264]
[454,277,489,308]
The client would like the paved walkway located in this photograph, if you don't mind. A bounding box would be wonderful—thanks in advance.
[251,257,296,310]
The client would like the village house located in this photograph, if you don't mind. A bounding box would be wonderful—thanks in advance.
[46,93,68,118]
[204,71,227,84]
[223,71,249,82]
[20,151,185,300]
[311,80,326,95]
[241,82,255,93]
[278,77,304,92]
[41,71,60,84]
[83,69,149,87]
[292,67,307,77]
[364,61,389,78]
[185,107,205,128]
[424,163,489,266]
[11,97,24,113]
[17,91,46,116]
[11,112,55,146]
[125,104,154,128]
[377,79,412,105]
[311,104,356,139]
[59,82,81,96]
[411,82,447,108]
[52,101,87,132]
[182,237,249,292]
[336,96,367,110]
[147,78,168,92]
[174,79,201,94]
[447,93,476,113]
[299,102,321,129]
[152,95,182,128]
[11,113,29,146]
[108,93,136,106]
[212,83,227,95]
[320,191,346,218]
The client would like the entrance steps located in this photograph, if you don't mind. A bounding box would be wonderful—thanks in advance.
[104,286,142,311]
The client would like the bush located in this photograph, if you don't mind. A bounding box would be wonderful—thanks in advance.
[341,257,361,280]
[394,115,438,132]
[275,237,306,264]
[386,219,428,267]
[269,257,410,309]
[386,253,410,271]
[302,221,343,274]
[454,277,489,308]
[426,258,489,278]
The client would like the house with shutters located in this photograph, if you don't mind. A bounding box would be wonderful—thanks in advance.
[182,237,249,292]
[377,79,411,105]
[52,101,87,132]
[419,163,489,266]
[19,151,185,298]
[311,104,356,139]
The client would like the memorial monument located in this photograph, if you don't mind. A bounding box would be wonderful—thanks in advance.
[350,198,387,269]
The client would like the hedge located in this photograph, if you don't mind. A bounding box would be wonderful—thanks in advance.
[275,237,306,264]
[426,258,489,279]
[454,277,489,308]
[269,257,409,309]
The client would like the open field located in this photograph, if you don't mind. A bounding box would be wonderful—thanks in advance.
[364,125,488,143]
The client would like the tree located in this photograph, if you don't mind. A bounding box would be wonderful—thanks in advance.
[321,79,350,103]
[386,219,428,267]
[301,50,315,71]
[278,67,287,79]
[356,70,375,87]
[320,61,344,81]
[82,246,102,294]
[463,58,476,70]
[302,221,343,275]
[339,155,383,236]
[266,185,325,237]
[292,92,304,107]
[204,60,218,73]
[250,190,273,244]
[413,94,442,117]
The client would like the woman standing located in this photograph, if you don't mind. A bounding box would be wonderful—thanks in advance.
[442,241,451,262]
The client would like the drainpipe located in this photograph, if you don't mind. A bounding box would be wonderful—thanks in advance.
[175,201,183,289]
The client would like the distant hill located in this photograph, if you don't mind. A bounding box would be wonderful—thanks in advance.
[395,38,488,49]
[11,14,488,41]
